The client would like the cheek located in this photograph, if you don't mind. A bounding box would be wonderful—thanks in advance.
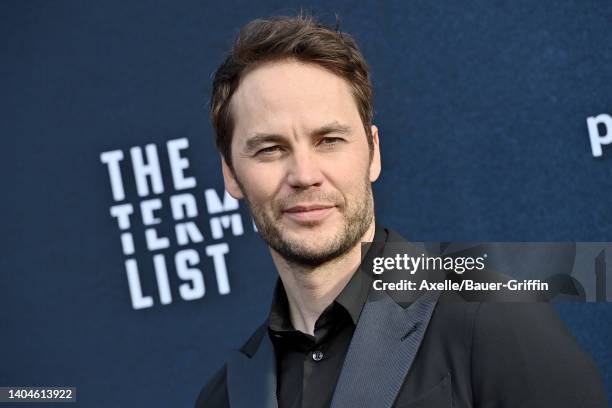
[235,164,283,204]
[323,149,370,186]
[323,165,369,206]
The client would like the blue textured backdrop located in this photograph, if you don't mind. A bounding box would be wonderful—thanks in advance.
[2,1,611,407]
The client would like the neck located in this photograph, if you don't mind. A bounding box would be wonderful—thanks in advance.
[271,221,376,335]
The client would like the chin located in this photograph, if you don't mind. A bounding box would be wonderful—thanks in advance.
[287,231,345,253]
[283,223,341,242]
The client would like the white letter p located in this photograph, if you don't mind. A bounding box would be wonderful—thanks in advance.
[587,114,612,157]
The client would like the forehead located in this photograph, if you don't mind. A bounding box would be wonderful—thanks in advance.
[230,59,360,138]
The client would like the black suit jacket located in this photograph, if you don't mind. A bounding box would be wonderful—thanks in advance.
[195,229,609,408]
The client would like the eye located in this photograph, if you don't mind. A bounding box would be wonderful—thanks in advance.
[319,137,343,146]
[255,145,283,156]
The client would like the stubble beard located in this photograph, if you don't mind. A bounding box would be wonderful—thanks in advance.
[241,177,374,267]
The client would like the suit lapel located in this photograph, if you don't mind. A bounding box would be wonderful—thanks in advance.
[330,289,439,408]
[226,330,278,408]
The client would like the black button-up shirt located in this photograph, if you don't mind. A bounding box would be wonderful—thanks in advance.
[267,225,386,408]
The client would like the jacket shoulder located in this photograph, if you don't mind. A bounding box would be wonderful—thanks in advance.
[194,364,228,408]
[194,321,268,408]
[471,302,608,407]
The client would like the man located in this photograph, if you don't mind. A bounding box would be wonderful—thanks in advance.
[196,14,608,408]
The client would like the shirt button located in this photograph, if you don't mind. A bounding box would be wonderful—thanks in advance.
[312,350,324,361]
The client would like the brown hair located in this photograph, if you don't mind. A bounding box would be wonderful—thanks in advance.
[210,13,374,168]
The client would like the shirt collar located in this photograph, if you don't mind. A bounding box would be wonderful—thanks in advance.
[268,223,388,332]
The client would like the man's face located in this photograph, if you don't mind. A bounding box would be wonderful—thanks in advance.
[222,59,381,266]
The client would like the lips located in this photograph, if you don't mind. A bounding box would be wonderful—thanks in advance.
[284,204,335,212]
[282,204,336,223]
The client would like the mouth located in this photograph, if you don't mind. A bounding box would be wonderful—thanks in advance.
[281,204,337,223]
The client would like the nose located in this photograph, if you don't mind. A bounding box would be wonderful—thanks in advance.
[286,148,324,189]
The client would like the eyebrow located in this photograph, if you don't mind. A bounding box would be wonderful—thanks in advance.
[311,121,352,137]
[243,121,352,153]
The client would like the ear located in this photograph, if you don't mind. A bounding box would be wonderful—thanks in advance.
[221,156,244,199]
[369,124,381,182]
